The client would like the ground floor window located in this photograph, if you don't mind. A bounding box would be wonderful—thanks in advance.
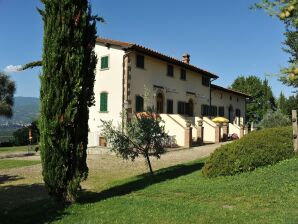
[201,104,209,116]
[156,93,164,113]
[218,106,225,116]
[201,105,217,116]
[100,92,108,112]
[167,99,173,114]
[135,95,144,112]
[178,101,193,116]
[236,109,241,117]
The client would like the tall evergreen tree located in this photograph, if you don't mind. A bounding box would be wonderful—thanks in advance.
[39,0,100,202]
[277,91,288,114]
[262,78,276,112]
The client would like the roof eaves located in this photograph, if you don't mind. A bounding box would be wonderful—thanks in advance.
[211,84,252,98]
[130,45,218,79]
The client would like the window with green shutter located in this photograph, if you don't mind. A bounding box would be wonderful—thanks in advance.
[135,96,144,112]
[100,92,108,112]
[101,56,109,69]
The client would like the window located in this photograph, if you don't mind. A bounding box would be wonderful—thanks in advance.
[167,64,174,77]
[210,106,217,117]
[201,104,209,116]
[101,56,109,69]
[180,69,186,80]
[178,102,186,115]
[135,96,144,112]
[156,93,164,113]
[201,105,217,116]
[202,76,210,86]
[136,54,144,68]
[236,109,241,117]
[218,106,225,116]
[167,100,173,114]
[100,92,108,112]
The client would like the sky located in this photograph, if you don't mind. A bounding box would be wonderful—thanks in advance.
[0,0,295,98]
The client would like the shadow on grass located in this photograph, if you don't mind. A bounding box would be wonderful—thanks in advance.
[0,152,36,159]
[0,184,67,224]
[0,161,204,223]
[78,160,204,204]
[0,174,24,184]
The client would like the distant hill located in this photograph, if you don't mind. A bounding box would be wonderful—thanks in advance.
[0,97,40,126]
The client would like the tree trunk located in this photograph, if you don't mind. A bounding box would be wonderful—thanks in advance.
[145,153,154,175]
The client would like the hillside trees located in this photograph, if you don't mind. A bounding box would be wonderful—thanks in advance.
[36,0,102,202]
[231,75,276,123]
[0,72,16,118]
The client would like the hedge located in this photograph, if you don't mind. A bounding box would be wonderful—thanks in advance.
[202,127,294,177]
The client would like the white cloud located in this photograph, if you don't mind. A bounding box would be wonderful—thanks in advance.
[4,65,22,73]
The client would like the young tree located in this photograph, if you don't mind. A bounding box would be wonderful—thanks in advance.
[259,110,291,128]
[101,110,169,175]
[37,0,101,202]
[254,0,298,88]
[0,72,16,118]
[231,75,276,123]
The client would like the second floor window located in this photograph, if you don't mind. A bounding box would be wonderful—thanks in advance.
[167,64,174,77]
[136,54,145,68]
[101,56,109,69]
[202,76,210,86]
[180,69,186,80]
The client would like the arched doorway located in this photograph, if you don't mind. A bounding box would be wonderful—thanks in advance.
[188,99,194,116]
[156,93,164,113]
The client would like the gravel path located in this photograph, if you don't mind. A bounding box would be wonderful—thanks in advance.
[0,142,229,210]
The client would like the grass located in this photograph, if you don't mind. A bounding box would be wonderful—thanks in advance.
[0,159,40,170]
[0,145,35,153]
[1,157,298,224]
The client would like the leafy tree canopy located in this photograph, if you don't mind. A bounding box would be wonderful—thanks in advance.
[231,75,276,123]
[254,0,298,88]
[0,72,16,118]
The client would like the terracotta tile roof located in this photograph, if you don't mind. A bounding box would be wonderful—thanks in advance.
[96,37,218,79]
[211,84,251,98]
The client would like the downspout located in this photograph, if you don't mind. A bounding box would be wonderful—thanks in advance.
[122,49,132,132]
[209,77,217,118]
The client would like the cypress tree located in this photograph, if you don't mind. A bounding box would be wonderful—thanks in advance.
[39,0,99,202]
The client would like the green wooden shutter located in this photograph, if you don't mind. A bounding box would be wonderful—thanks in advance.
[136,96,144,112]
[100,92,108,112]
[101,56,109,69]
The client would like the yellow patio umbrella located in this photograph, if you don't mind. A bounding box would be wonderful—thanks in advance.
[212,117,229,123]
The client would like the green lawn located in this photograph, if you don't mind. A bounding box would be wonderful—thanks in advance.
[1,157,298,224]
[0,145,35,153]
[0,159,40,170]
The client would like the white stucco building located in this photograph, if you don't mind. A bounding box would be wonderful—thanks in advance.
[88,38,251,147]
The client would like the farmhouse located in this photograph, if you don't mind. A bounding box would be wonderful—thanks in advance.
[88,38,251,147]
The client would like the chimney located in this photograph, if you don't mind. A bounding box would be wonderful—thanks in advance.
[182,53,190,64]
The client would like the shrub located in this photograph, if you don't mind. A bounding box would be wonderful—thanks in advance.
[259,110,290,128]
[202,127,294,177]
